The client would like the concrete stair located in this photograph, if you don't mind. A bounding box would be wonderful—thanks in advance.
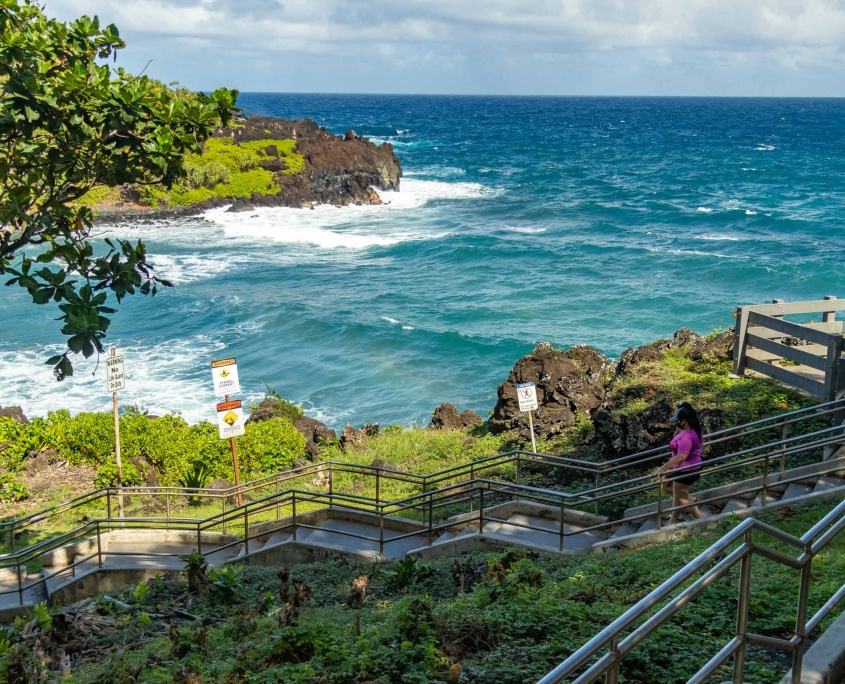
[594,463,845,552]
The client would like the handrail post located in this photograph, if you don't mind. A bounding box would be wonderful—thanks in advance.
[16,560,23,606]
[244,507,250,556]
[791,548,814,684]
[380,507,385,556]
[732,534,753,683]
[595,471,601,516]
[165,490,170,524]
[559,500,565,552]
[96,522,103,569]
[479,487,485,534]
[276,475,281,520]
[376,470,380,505]
[328,466,333,507]
[469,465,474,513]
[106,489,112,532]
[427,497,433,546]
[781,417,788,472]
[762,455,769,508]
[606,635,621,684]
[292,492,297,541]
[656,476,664,530]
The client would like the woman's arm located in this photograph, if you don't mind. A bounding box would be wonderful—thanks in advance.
[653,451,690,477]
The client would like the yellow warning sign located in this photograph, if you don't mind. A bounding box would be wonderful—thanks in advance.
[223,411,238,426]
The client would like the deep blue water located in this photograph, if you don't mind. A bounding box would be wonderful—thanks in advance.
[2,95,844,428]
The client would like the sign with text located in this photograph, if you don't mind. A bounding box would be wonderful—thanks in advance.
[211,357,240,397]
[106,354,125,393]
[217,399,245,439]
[516,382,538,412]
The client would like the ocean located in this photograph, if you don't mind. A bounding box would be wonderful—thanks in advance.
[2,95,844,429]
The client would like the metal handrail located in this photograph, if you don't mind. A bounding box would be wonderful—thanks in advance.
[2,396,842,543]
[537,499,845,684]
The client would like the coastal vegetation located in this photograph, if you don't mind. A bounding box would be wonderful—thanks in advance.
[133,137,305,208]
[0,0,237,379]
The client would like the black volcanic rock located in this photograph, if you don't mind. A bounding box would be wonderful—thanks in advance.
[488,343,610,440]
[220,116,401,211]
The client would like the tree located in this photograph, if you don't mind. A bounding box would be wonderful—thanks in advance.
[0,0,238,379]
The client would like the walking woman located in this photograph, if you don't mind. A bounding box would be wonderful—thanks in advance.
[653,403,704,524]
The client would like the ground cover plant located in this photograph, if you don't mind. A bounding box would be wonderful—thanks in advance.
[1,501,843,683]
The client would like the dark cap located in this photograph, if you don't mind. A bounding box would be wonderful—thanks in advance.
[670,402,693,423]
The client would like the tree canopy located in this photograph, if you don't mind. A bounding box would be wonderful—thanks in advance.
[0,0,238,379]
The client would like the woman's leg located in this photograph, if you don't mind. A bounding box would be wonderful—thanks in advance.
[672,482,703,521]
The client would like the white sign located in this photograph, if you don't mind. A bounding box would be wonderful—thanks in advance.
[217,400,246,439]
[516,382,538,412]
[106,354,125,393]
[211,357,240,397]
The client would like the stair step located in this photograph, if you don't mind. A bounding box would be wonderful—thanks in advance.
[779,483,814,502]
[610,522,639,539]
[814,476,845,493]
[638,518,659,534]
[432,531,458,546]
[721,498,750,515]
[751,491,779,508]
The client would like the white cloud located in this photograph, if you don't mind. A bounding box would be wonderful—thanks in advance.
[41,1,845,94]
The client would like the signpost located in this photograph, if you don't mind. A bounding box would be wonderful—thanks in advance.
[211,358,244,505]
[106,349,125,517]
[516,382,538,453]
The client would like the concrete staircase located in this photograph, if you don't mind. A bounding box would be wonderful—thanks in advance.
[594,458,845,552]
[2,453,844,618]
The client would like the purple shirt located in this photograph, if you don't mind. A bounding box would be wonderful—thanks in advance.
[670,428,702,472]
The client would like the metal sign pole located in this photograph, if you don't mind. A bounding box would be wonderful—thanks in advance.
[110,348,124,518]
[226,393,243,506]
[528,410,537,454]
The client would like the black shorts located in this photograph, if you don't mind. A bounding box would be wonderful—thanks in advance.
[673,469,701,486]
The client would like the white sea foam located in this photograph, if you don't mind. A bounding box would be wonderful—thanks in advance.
[502,225,547,234]
[402,325,414,331]
[148,253,239,284]
[696,234,742,242]
[696,207,713,213]
[396,129,410,134]
[0,332,255,425]
[745,210,758,216]
[755,144,776,151]
[381,316,400,324]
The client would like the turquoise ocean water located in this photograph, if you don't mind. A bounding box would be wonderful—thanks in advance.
[2,95,844,428]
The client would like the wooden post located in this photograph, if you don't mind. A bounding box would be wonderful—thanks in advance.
[527,411,537,454]
[733,306,750,376]
[110,349,124,518]
[226,394,243,506]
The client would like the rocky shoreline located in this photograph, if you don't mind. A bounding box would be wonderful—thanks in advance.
[89,115,402,221]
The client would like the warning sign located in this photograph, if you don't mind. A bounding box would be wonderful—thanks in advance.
[516,382,538,412]
[211,357,240,397]
[217,399,245,439]
[106,354,125,393]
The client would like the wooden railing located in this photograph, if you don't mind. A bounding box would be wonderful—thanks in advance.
[734,296,845,401]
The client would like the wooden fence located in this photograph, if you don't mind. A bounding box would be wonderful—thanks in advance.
[733,296,845,401]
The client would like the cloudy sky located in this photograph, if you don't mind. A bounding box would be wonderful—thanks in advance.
[44,1,845,96]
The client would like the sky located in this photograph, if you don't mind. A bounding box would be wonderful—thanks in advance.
[44,1,845,97]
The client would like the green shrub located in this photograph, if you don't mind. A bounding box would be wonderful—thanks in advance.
[0,473,30,502]
[95,460,141,488]
[238,418,306,474]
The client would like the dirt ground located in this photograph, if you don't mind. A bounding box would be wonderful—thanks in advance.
[4,461,97,519]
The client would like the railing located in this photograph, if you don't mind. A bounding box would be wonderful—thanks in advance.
[734,296,845,401]
[536,498,845,684]
[0,398,843,610]
[3,397,842,547]
[0,422,843,610]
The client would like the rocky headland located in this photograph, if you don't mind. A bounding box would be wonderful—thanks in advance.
[90,115,402,219]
